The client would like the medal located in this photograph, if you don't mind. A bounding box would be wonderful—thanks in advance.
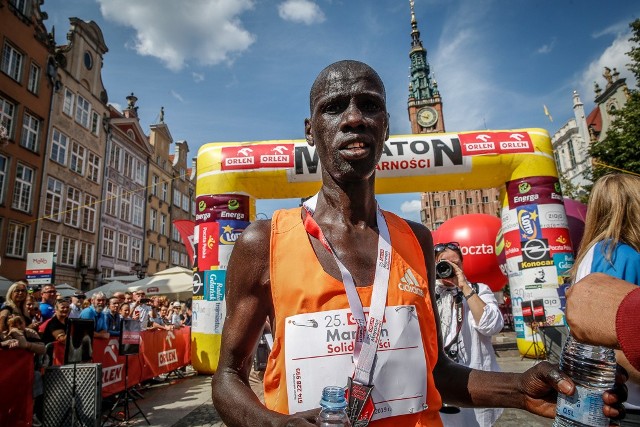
[346,377,375,427]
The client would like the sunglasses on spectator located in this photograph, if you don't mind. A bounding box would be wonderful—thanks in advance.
[434,242,461,254]
[14,288,27,293]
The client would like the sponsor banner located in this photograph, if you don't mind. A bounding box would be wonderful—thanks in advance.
[521,238,551,263]
[506,176,564,209]
[25,252,55,285]
[192,270,204,299]
[192,299,226,335]
[204,270,226,302]
[503,229,522,259]
[501,208,519,233]
[195,194,251,223]
[553,253,574,277]
[517,205,543,241]
[511,285,563,331]
[173,219,196,264]
[286,135,472,183]
[458,131,534,156]
[543,228,573,254]
[218,220,249,245]
[521,265,558,289]
[51,327,191,397]
[537,204,569,229]
[197,222,220,271]
[221,143,295,171]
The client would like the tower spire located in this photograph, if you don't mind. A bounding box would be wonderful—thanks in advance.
[407,0,438,102]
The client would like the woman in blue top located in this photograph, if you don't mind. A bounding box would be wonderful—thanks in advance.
[572,173,640,426]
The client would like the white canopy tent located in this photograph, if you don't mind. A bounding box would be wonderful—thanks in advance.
[103,275,142,283]
[128,267,193,301]
[54,283,81,298]
[85,280,129,298]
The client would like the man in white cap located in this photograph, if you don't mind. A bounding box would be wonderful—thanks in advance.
[69,291,86,319]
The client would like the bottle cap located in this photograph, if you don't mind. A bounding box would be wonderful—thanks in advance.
[320,386,347,410]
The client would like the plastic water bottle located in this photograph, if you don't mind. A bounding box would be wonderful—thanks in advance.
[553,336,617,427]
[316,386,352,427]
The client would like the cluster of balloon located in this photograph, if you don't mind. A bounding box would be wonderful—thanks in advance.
[433,214,507,292]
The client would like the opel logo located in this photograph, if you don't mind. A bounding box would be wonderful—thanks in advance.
[522,239,549,261]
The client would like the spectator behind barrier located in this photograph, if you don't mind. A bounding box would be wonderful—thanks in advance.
[25,294,43,331]
[105,297,122,336]
[41,299,70,345]
[79,293,109,339]
[39,285,57,321]
[0,281,29,335]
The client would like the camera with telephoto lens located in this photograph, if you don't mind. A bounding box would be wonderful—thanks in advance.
[435,260,455,279]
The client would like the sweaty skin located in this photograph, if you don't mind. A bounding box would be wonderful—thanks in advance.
[210,60,624,427]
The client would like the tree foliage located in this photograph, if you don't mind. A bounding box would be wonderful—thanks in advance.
[589,19,640,180]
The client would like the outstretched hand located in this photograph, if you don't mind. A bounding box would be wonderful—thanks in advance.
[518,361,627,424]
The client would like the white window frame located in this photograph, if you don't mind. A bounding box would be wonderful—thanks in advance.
[102,228,115,257]
[135,160,145,185]
[162,182,168,201]
[69,141,85,175]
[172,250,180,265]
[20,112,40,151]
[152,175,159,196]
[132,196,144,227]
[27,62,40,94]
[109,144,121,171]
[160,214,167,235]
[105,181,118,216]
[173,188,181,207]
[6,222,28,257]
[159,246,166,262]
[82,194,96,232]
[119,188,131,221]
[75,94,91,128]
[50,128,68,165]
[12,163,33,212]
[131,238,142,263]
[62,89,75,116]
[1,42,23,81]
[90,111,100,136]
[59,236,77,266]
[0,96,15,141]
[117,233,129,261]
[172,224,181,242]
[181,193,189,211]
[45,176,63,222]
[79,241,95,268]
[0,154,7,204]
[149,243,156,259]
[64,186,81,227]
[40,231,58,253]
[87,151,100,183]
[150,208,157,231]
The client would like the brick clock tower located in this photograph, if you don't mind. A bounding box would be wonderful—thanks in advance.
[407,0,444,134]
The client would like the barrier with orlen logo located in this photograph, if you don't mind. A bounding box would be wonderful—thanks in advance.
[196,129,573,362]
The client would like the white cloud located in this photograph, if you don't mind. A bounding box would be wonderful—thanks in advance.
[278,0,325,25]
[170,90,185,103]
[536,38,556,55]
[97,0,256,71]
[400,199,422,214]
[192,72,205,83]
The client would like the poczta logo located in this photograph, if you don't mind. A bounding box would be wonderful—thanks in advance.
[521,238,551,263]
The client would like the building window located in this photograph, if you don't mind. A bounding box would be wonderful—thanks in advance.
[466,197,473,204]
[152,175,159,196]
[6,222,28,257]
[40,231,58,253]
[150,209,157,231]
[79,241,94,267]
[109,144,121,171]
[9,0,31,16]
[0,154,7,204]
[62,89,74,116]
[568,140,577,168]
[162,182,168,201]
[433,200,440,208]
[1,42,23,81]
[101,267,113,280]
[69,141,85,175]
[159,247,166,262]
[173,188,181,206]
[27,62,40,94]
[181,194,189,212]
[20,113,40,151]
[450,199,457,206]
[102,228,115,256]
[90,111,100,136]
[119,188,131,221]
[87,151,100,183]
[50,129,68,165]
[172,224,181,242]
[131,238,142,263]
[0,97,15,140]
[123,151,132,178]
[12,163,33,212]
[64,186,81,227]
[172,250,180,265]
[132,196,143,227]
[75,95,91,128]
[59,236,77,265]
[105,181,118,216]
[117,233,129,261]
[135,161,145,185]
[149,243,156,259]
[482,196,489,203]
[180,168,186,180]
[82,194,96,232]
[45,177,63,222]
[160,214,166,235]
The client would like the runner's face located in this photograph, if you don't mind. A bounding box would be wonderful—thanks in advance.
[306,66,388,182]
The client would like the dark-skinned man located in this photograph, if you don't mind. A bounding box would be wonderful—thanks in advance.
[211,60,625,427]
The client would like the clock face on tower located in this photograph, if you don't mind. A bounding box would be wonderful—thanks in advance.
[417,106,438,128]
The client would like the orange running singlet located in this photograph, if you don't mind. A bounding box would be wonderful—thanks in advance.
[263,208,443,426]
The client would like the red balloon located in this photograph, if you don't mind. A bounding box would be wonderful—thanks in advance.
[434,214,506,292]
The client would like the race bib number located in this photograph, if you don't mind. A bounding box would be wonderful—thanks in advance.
[284,305,426,420]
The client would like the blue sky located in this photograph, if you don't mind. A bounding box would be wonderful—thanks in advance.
[42,0,640,221]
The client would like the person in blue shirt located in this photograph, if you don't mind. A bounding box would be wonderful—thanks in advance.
[104,297,122,337]
[39,284,57,321]
[571,173,640,427]
[79,292,109,339]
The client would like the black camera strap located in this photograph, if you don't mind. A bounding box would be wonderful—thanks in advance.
[440,283,479,360]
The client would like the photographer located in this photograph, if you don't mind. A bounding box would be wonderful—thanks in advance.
[434,242,504,427]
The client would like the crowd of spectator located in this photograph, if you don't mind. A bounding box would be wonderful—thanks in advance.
[0,280,192,426]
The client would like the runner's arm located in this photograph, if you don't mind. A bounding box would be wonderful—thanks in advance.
[211,220,317,427]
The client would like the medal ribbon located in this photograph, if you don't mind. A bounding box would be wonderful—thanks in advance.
[302,193,391,386]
